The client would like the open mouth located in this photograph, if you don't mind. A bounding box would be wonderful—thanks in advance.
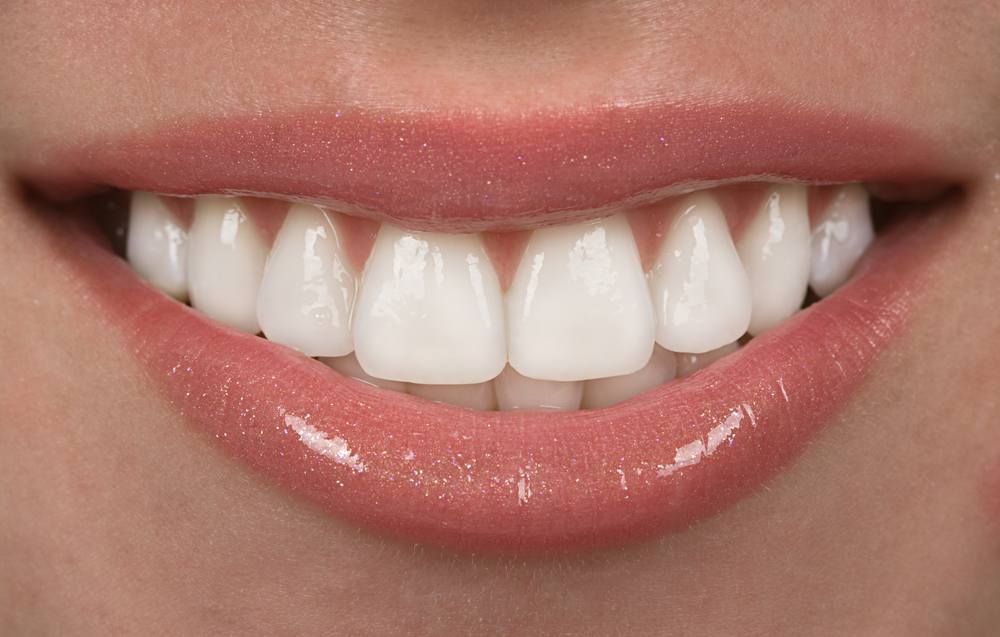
[23,100,965,553]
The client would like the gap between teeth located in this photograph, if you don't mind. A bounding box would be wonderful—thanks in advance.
[124,183,875,411]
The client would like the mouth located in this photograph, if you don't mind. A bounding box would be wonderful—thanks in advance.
[24,100,966,553]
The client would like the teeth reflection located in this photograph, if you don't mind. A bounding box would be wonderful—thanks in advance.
[257,204,356,357]
[352,225,507,385]
[809,184,874,297]
[506,214,655,381]
[736,184,812,336]
[648,192,752,354]
[126,191,189,300]
[187,197,268,334]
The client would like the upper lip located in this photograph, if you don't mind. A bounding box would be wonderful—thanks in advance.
[26,100,960,231]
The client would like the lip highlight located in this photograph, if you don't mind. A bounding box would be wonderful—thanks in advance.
[31,102,955,231]
[55,205,935,553]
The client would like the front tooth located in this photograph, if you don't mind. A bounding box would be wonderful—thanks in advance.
[494,366,583,411]
[321,353,407,392]
[736,184,811,335]
[676,341,740,377]
[126,191,189,300]
[809,184,874,297]
[352,226,506,384]
[506,214,655,381]
[187,197,268,333]
[582,346,676,409]
[408,381,496,411]
[257,204,357,357]
[648,192,752,354]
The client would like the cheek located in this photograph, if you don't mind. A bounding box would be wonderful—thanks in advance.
[979,452,1000,547]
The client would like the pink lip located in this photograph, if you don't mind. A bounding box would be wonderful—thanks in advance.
[36,102,954,231]
[56,209,935,553]
[36,101,952,552]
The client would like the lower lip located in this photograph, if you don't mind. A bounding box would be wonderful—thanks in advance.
[60,210,932,553]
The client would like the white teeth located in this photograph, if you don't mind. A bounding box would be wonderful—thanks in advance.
[321,353,407,392]
[676,341,740,377]
[126,191,189,300]
[809,184,874,298]
[352,225,506,384]
[128,180,876,411]
[648,192,752,354]
[506,214,655,381]
[494,366,583,411]
[257,204,357,357]
[736,184,812,336]
[408,381,497,411]
[187,197,268,333]
[582,347,676,409]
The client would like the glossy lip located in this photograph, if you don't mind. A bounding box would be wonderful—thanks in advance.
[33,101,953,553]
[27,101,958,231]
[53,205,938,553]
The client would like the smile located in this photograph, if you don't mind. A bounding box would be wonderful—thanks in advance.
[29,100,963,553]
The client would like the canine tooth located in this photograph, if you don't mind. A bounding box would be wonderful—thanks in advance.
[676,341,740,377]
[408,382,496,411]
[582,347,676,409]
[648,192,752,354]
[321,353,407,392]
[187,197,268,333]
[494,366,583,411]
[809,184,874,297]
[257,204,356,357]
[352,226,506,384]
[506,214,655,381]
[736,184,811,335]
[126,191,189,300]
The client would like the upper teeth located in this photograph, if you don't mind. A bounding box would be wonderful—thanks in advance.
[507,213,656,381]
[124,183,876,409]
[352,225,507,385]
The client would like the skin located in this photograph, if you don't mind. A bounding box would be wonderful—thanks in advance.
[1,2,1000,635]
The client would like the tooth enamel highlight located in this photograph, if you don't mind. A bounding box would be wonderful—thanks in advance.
[320,353,407,393]
[494,366,583,411]
[809,184,874,297]
[676,341,740,377]
[257,204,357,357]
[582,347,676,409]
[187,197,268,333]
[736,184,812,336]
[126,191,189,300]
[408,381,497,411]
[506,214,655,381]
[648,193,752,354]
[352,226,506,384]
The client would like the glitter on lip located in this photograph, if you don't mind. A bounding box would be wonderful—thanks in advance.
[25,101,958,232]
[285,413,366,474]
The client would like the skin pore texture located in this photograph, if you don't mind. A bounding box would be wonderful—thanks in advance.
[2,1,1000,635]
